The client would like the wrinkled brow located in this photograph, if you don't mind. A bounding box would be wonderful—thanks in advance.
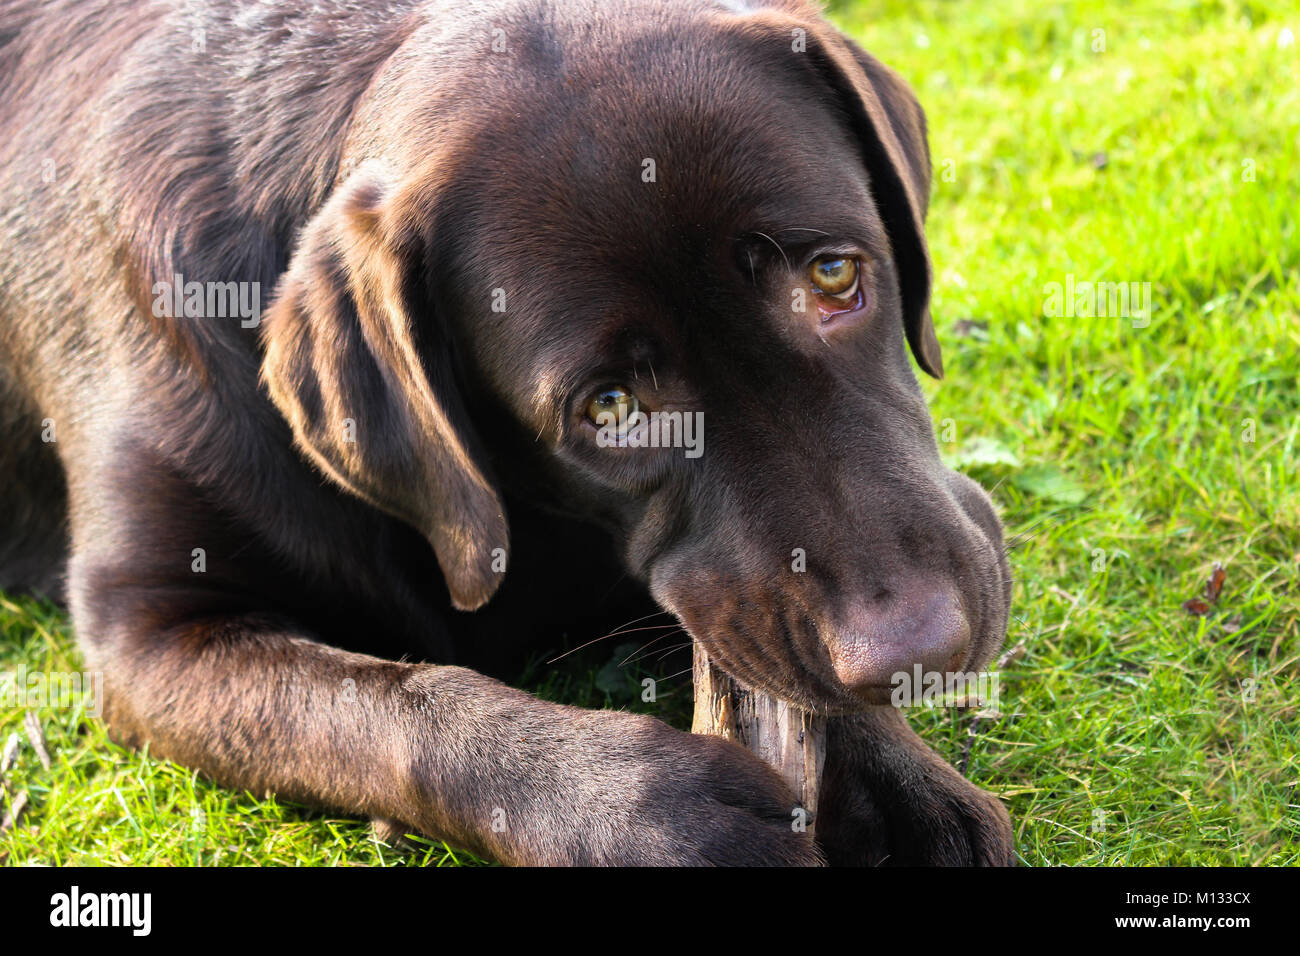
[528,328,666,422]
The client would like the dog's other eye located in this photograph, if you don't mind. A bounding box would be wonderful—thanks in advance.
[810,256,859,298]
[586,385,640,432]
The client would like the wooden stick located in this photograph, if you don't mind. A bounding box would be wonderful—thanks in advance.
[691,642,827,835]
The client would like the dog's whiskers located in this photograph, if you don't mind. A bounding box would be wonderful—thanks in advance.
[659,665,695,682]
[1003,513,1058,551]
[606,608,678,633]
[618,630,688,667]
[544,612,677,664]
[752,231,790,271]
[647,641,693,664]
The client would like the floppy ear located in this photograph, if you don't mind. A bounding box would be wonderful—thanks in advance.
[261,164,507,610]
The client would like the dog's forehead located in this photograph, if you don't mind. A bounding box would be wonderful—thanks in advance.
[431,2,892,398]
[449,35,881,281]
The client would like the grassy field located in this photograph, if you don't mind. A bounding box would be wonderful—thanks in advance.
[2,0,1298,866]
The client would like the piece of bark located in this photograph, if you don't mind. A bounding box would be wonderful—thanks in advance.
[0,791,28,833]
[692,642,826,835]
[23,712,51,770]
[1,733,19,778]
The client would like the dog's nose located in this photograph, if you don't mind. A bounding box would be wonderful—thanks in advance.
[825,585,970,702]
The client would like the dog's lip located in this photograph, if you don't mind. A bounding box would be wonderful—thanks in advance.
[846,684,899,706]
[744,665,899,712]
[680,629,912,712]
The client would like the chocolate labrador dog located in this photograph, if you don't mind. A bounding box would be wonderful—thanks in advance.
[0,0,1013,865]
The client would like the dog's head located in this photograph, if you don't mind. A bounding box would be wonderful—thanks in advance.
[262,0,1010,712]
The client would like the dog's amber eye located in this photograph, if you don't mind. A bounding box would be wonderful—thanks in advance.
[810,257,858,298]
[586,385,640,432]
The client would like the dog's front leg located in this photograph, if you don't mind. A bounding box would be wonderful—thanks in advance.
[815,707,1015,866]
[81,612,822,866]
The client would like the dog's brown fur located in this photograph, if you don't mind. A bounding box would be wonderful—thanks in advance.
[0,0,1013,865]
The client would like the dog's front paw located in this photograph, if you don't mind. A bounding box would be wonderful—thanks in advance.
[815,711,1014,866]
[406,694,824,866]
[817,770,1013,866]
[565,716,826,866]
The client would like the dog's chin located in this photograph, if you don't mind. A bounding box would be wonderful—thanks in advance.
[697,642,880,716]
[779,678,913,715]
[707,636,1006,717]
[761,680,885,717]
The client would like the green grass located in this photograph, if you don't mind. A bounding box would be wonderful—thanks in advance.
[3,0,1298,865]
